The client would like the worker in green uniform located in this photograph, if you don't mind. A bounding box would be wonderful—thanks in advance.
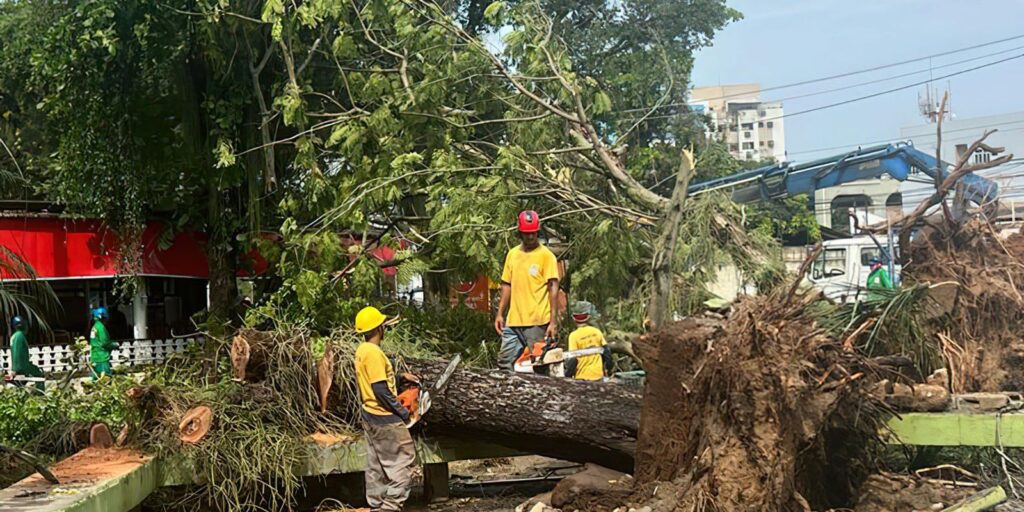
[866,257,893,301]
[7,315,44,391]
[89,307,117,380]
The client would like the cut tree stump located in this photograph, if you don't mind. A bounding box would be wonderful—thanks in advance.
[410,359,642,472]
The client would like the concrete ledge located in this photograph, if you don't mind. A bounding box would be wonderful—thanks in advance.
[886,412,1024,446]
[0,452,157,512]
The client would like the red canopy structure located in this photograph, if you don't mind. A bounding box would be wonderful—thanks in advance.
[0,218,209,280]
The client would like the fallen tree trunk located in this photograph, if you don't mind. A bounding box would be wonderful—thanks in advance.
[410,358,642,472]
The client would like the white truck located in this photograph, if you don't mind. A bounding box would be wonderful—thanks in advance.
[806,235,900,303]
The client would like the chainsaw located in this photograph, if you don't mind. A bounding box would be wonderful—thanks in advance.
[397,354,461,428]
[513,339,604,377]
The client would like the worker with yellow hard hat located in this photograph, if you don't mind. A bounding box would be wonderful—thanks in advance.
[353,306,417,511]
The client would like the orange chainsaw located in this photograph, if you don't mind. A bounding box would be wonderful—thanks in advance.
[397,354,461,427]
[513,336,560,375]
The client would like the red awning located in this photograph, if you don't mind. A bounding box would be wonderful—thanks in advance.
[0,218,209,280]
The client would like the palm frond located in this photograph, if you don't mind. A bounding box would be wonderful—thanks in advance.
[0,245,60,335]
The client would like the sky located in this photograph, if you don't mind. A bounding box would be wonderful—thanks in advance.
[690,0,1024,162]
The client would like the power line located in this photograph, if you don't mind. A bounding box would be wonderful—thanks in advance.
[758,53,1024,122]
[788,119,1024,157]
[753,32,1024,93]
[619,32,1024,113]
[630,52,1024,127]
[770,43,1024,104]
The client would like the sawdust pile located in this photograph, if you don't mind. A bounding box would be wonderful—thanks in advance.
[905,218,1024,392]
[629,290,888,512]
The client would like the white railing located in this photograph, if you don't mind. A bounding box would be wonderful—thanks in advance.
[0,336,204,373]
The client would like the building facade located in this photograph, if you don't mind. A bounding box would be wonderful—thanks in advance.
[690,83,787,162]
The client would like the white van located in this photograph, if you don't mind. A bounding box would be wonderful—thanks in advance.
[806,236,900,303]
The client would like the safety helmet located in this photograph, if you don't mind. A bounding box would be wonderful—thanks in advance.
[92,307,108,320]
[869,257,882,266]
[571,301,595,323]
[517,210,540,233]
[354,306,388,334]
[11,315,23,330]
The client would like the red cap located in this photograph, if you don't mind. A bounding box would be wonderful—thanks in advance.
[517,210,540,233]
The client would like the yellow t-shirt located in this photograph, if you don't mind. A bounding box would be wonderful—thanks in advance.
[501,244,559,327]
[568,325,606,381]
[355,342,397,417]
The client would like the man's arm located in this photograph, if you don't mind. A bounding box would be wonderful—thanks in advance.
[494,283,511,334]
[881,270,893,289]
[370,381,410,422]
[545,279,559,339]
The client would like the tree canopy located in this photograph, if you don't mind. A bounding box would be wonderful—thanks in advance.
[0,0,782,332]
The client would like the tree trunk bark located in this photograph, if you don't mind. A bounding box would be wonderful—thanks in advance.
[410,359,642,472]
[647,150,694,331]
[207,210,239,336]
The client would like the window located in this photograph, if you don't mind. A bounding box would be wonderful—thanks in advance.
[729,144,738,152]
[830,195,872,235]
[768,140,775,148]
[973,148,992,164]
[860,246,899,266]
[758,122,764,128]
[812,248,847,280]
[744,131,752,139]
[741,123,754,130]
[742,142,754,150]
[759,141,765,147]
[767,121,774,128]
[745,151,754,159]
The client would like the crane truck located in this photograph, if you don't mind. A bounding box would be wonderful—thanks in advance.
[687,142,1000,303]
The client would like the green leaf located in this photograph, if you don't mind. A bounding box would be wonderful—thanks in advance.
[592,91,612,114]
[214,139,236,168]
[261,0,284,22]
[483,1,504,22]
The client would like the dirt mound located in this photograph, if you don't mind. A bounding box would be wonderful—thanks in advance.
[627,291,887,511]
[905,219,1024,391]
[853,473,973,511]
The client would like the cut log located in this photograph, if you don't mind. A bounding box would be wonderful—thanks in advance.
[410,358,642,472]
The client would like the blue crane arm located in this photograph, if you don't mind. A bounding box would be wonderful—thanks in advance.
[688,143,999,206]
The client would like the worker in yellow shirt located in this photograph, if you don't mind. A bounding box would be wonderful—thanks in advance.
[494,210,561,371]
[565,301,612,381]
[353,306,417,511]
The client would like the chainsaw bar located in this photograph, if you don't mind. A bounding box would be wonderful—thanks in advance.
[407,354,461,428]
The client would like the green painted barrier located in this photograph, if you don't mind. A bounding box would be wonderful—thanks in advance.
[887,412,1024,447]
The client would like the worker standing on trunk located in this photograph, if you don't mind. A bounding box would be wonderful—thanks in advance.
[494,210,561,371]
[866,257,893,301]
[89,307,117,380]
[354,306,417,512]
[565,302,612,381]
[6,316,45,390]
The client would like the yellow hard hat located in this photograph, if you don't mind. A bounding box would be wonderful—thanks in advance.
[354,306,388,334]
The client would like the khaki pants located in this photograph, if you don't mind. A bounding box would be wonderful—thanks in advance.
[363,420,416,511]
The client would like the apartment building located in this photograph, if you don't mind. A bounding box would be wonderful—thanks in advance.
[690,83,787,162]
